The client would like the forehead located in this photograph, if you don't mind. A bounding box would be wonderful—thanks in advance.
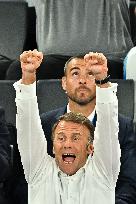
[54,120,89,135]
[67,58,86,70]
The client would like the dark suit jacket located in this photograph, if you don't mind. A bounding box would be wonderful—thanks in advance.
[41,106,136,204]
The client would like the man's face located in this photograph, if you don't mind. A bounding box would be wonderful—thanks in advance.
[62,58,96,105]
[53,120,93,175]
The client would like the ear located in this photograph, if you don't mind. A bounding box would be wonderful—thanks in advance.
[87,144,94,156]
[62,76,66,91]
[53,146,55,155]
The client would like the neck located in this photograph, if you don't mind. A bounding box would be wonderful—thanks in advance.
[68,99,96,117]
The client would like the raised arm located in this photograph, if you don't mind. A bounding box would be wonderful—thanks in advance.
[14,50,52,184]
[84,52,121,186]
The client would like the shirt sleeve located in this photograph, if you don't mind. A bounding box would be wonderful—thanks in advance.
[92,83,121,188]
[14,80,51,184]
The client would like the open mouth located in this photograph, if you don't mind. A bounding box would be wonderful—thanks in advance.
[62,153,76,164]
[78,88,88,92]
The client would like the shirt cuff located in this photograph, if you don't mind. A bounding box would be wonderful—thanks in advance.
[96,83,118,103]
[13,80,36,99]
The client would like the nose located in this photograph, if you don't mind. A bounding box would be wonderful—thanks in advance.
[79,75,87,84]
[63,138,72,149]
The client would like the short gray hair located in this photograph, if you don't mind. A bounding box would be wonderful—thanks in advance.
[52,112,94,143]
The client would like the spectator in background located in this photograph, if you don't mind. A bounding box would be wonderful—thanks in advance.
[0,106,11,204]
[6,0,133,80]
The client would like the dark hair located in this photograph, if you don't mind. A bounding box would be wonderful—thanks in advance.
[52,112,94,143]
[64,55,85,76]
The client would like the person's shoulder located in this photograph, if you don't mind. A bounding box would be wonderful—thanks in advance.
[118,113,134,132]
[118,113,136,146]
[40,106,66,122]
[118,113,133,125]
[40,106,67,136]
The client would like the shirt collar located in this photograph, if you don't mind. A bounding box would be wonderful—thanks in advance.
[56,155,92,178]
[67,104,95,122]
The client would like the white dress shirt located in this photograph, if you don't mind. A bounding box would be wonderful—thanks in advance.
[67,103,95,122]
[14,81,120,204]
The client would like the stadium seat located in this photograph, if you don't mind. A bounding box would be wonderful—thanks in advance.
[37,79,68,114]
[0,79,134,127]
[0,80,16,126]
[37,79,135,120]
[123,46,136,126]
[0,1,28,60]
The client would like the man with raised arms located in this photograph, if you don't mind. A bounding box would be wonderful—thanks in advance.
[14,50,120,204]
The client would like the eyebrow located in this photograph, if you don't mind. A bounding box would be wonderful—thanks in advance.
[56,132,81,136]
[72,132,81,136]
[69,67,80,72]
[56,132,65,136]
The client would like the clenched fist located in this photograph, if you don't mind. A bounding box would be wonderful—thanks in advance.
[84,52,108,81]
[20,49,43,84]
[20,49,43,73]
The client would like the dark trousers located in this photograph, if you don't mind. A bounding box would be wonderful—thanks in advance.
[5,54,123,80]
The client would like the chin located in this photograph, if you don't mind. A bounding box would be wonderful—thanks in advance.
[76,96,95,105]
[77,99,91,106]
[61,168,77,176]
[60,164,78,176]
